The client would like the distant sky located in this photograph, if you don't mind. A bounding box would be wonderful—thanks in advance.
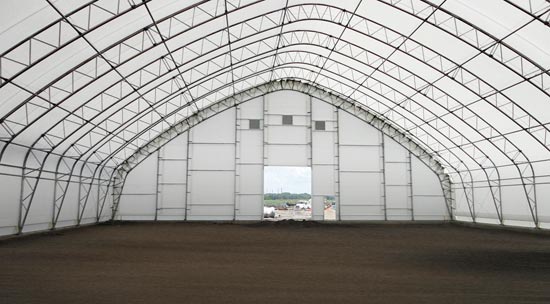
[264,166,311,194]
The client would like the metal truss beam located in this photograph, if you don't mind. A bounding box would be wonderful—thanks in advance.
[4,2,548,231]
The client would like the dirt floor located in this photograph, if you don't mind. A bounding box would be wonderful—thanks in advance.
[1,222,550,304]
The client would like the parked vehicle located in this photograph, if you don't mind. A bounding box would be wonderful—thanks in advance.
[295,201,311,210]
[263,206,276,218]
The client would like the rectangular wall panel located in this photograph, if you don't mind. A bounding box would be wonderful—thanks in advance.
[338,110,384,220]
[311,98,337,220]
[157,132,188,220]
[411,156,449,221]
[187,109,236,220]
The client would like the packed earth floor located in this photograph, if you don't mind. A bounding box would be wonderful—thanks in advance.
[1,221,549,304]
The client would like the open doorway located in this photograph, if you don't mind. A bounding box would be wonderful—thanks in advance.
[263,166,311,220]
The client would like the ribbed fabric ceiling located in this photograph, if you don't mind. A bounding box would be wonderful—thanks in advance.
[0,0,549,228]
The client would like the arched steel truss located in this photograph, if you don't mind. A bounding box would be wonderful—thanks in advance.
[0,1,548,233]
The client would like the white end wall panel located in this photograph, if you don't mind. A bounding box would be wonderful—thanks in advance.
[338,110,380,145]
[157,133,188,219]
[187,109,236,220]
[118,151,157,219]
[311,98,337,220]
[411,156,449,220]
[115,91,451,223]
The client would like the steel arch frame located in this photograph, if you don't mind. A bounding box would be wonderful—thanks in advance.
[30,33,510,231]
[2,0,548,150]
[14,26,544,230]
[0,1,548,232]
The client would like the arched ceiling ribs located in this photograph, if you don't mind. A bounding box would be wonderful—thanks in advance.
[341,0,448,104]
[140,1,201,112]
[70,56,492,222]
[0,0,148,87]
[2,1,548,229]
[110,79,454,220]
[267,0,290,83]
[2,14,548,170]
[376,0,550,95]
[305,0,364,92]
[0,8,544,202]
[14,15,550,226]
[9,17,548,178]
[2,1,548,151]
[0,0,252,143]
[41,63,481,230]
[502,0,550,27]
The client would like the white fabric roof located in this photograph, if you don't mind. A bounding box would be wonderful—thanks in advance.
[0,0,549,226]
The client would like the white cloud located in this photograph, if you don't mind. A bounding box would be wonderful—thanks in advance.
[264,166,311,194]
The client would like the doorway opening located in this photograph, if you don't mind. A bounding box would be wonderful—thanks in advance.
[263,166,311,221]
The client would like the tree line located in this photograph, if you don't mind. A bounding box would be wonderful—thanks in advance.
[264,192,311,200]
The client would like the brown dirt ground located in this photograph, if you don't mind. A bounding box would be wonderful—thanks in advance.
[1,221,550,304]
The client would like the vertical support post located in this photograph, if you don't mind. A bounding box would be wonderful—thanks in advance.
[234,105,239,221]
[308,96,314,219]
[408,152,415,221]
[184,130,191,221]
[262,95,268,220]
[381,134,387,221]
[335,107,341,221]
[96,173,101,222]
[154,149,161,221]
[76,175,82,226]
[18,167,25,234]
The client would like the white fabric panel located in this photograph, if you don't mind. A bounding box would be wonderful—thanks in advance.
[266,90,308,114]
[339,110,380,145]
[24,179,54,228]
[312,132,336,165]
[340,172,382,205]
[118,152,157,219]
[55,180,79,224]
[340,146,380,172]
[239,130,263,164]
[190,144,235,171]
[188,171,234,217]
[386,186,410,218]
[239,97,263,119]
[411,156,448,220]
[472,186,499,221]
[266,145,309,167]
[118,194,156,218]
[191,109,236,143]
[239,165,263,195]
[311,196,325,221]
[157,135,187,219]
[237,195,263,220]
[0,174,21,236]
[268,126,309,144]
[123,153,158,194]
[501,185,535,224]
[81,183,98,222]
[312,165,336,197]
[312,97,336,121]
[384,136,411,220]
